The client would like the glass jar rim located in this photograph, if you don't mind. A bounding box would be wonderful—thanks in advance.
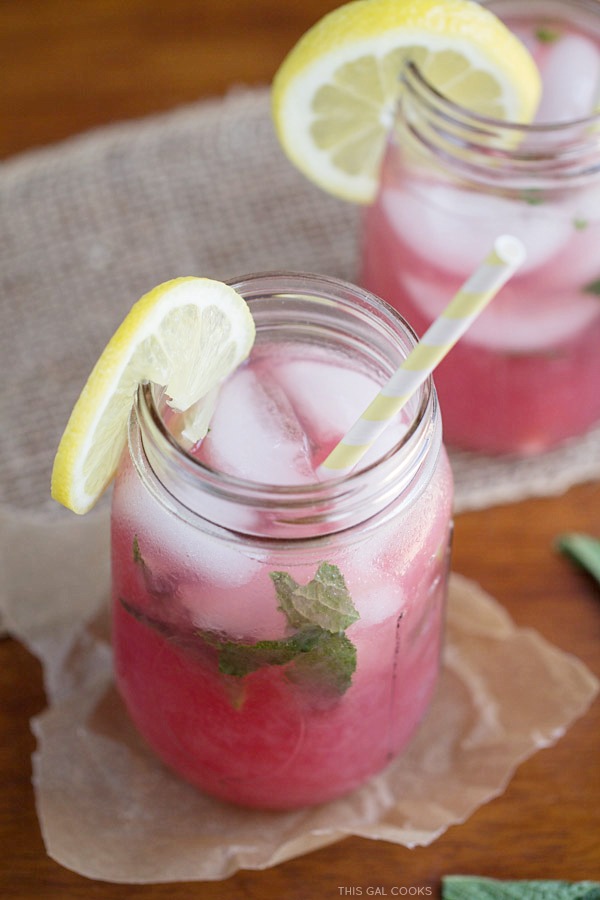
[408,0,600,134]
[397,57,600,189]
[130,271,442,539]
[401,60,600,136]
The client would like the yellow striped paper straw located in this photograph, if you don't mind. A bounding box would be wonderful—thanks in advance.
[319,235,526,477]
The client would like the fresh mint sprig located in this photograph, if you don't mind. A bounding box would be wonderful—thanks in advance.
[201,626,324,677]
[209,562,360,695]
[128,538,360,699]
[271,562,360,632]
[200,625,357,695]
[583,278,600,297]
[443,875,600,899]
[132,533,177,598]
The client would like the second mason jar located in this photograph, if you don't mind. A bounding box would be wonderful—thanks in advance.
[111,272,453,809]
[362,0,600,455]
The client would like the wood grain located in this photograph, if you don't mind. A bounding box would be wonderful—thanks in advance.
[1,1,599,896]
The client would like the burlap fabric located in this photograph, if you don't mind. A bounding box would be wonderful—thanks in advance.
[1,86,599,516]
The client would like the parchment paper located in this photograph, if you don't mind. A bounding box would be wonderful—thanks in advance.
[1,506,597,884]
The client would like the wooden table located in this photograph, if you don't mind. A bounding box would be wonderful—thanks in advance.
[2,2,599,897]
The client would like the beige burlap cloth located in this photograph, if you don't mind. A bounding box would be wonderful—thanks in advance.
[1,88,598,883]
[1,86,599,516]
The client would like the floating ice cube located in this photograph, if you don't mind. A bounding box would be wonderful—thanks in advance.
[336,450,453,625]
[114,456,265,590]
[178,569,288,639]
[274,354,378,438]
[352,579,405,628]
[273,352,407,465]
[543,211,600,292]
[535,34,600,123]
[382,183,572,278]
[198,365,314,485]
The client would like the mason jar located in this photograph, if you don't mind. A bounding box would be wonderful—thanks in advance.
[111,272,453,809]
[361,0,600,455]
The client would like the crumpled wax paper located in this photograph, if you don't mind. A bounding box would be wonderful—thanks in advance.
[1,505,597,884]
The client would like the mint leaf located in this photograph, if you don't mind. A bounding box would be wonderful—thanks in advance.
[443,876,600,899]
[535,26,561,43]
[125,553,360,700]
[120,597,205,655]
[573,218,588,231]
[132,534,144,564]
[270,571,307,629]
[521,188,544,205]
[289,631,357,695]
[202,626,324,678]
[131,535,177,599]
[583,278,600,296]
[271,562,359,633]
[197,625,357,697]
[198,562,360,696]
[556,532,600,586]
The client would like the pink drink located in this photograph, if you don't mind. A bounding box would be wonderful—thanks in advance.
[362,0,600,455]
[111,274,453,809]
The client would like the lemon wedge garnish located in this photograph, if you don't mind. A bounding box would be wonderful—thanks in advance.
[272,0,541,203]
[51,277,255,514]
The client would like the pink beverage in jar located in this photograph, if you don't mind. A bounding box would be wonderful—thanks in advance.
[111,273,453,810]
[362,0,600,455]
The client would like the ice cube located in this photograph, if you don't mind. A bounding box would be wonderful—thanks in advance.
[114,456,265,589]
[543,206,600,292]
[535,34,600,123]
[382,183,572,278]
[198,365,314,485]
[178,569,288,639]
[273,354,377,438]
[272,352,408,466]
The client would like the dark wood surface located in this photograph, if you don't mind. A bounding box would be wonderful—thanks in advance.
[1,2,599,897]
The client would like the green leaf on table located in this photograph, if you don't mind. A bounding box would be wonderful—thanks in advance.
[556,533,600,586]
[271,562,359,633]
[443,875,600,899]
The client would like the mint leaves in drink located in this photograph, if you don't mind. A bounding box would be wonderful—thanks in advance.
[203,625,357,695]
[535,26,562,44]
[128,538,359,698]
[208,563,359,695]
[583,278,600,296]
[271,562,360,632]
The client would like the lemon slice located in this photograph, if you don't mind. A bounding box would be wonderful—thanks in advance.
[51,277,255,514]
[272,0,542,203]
